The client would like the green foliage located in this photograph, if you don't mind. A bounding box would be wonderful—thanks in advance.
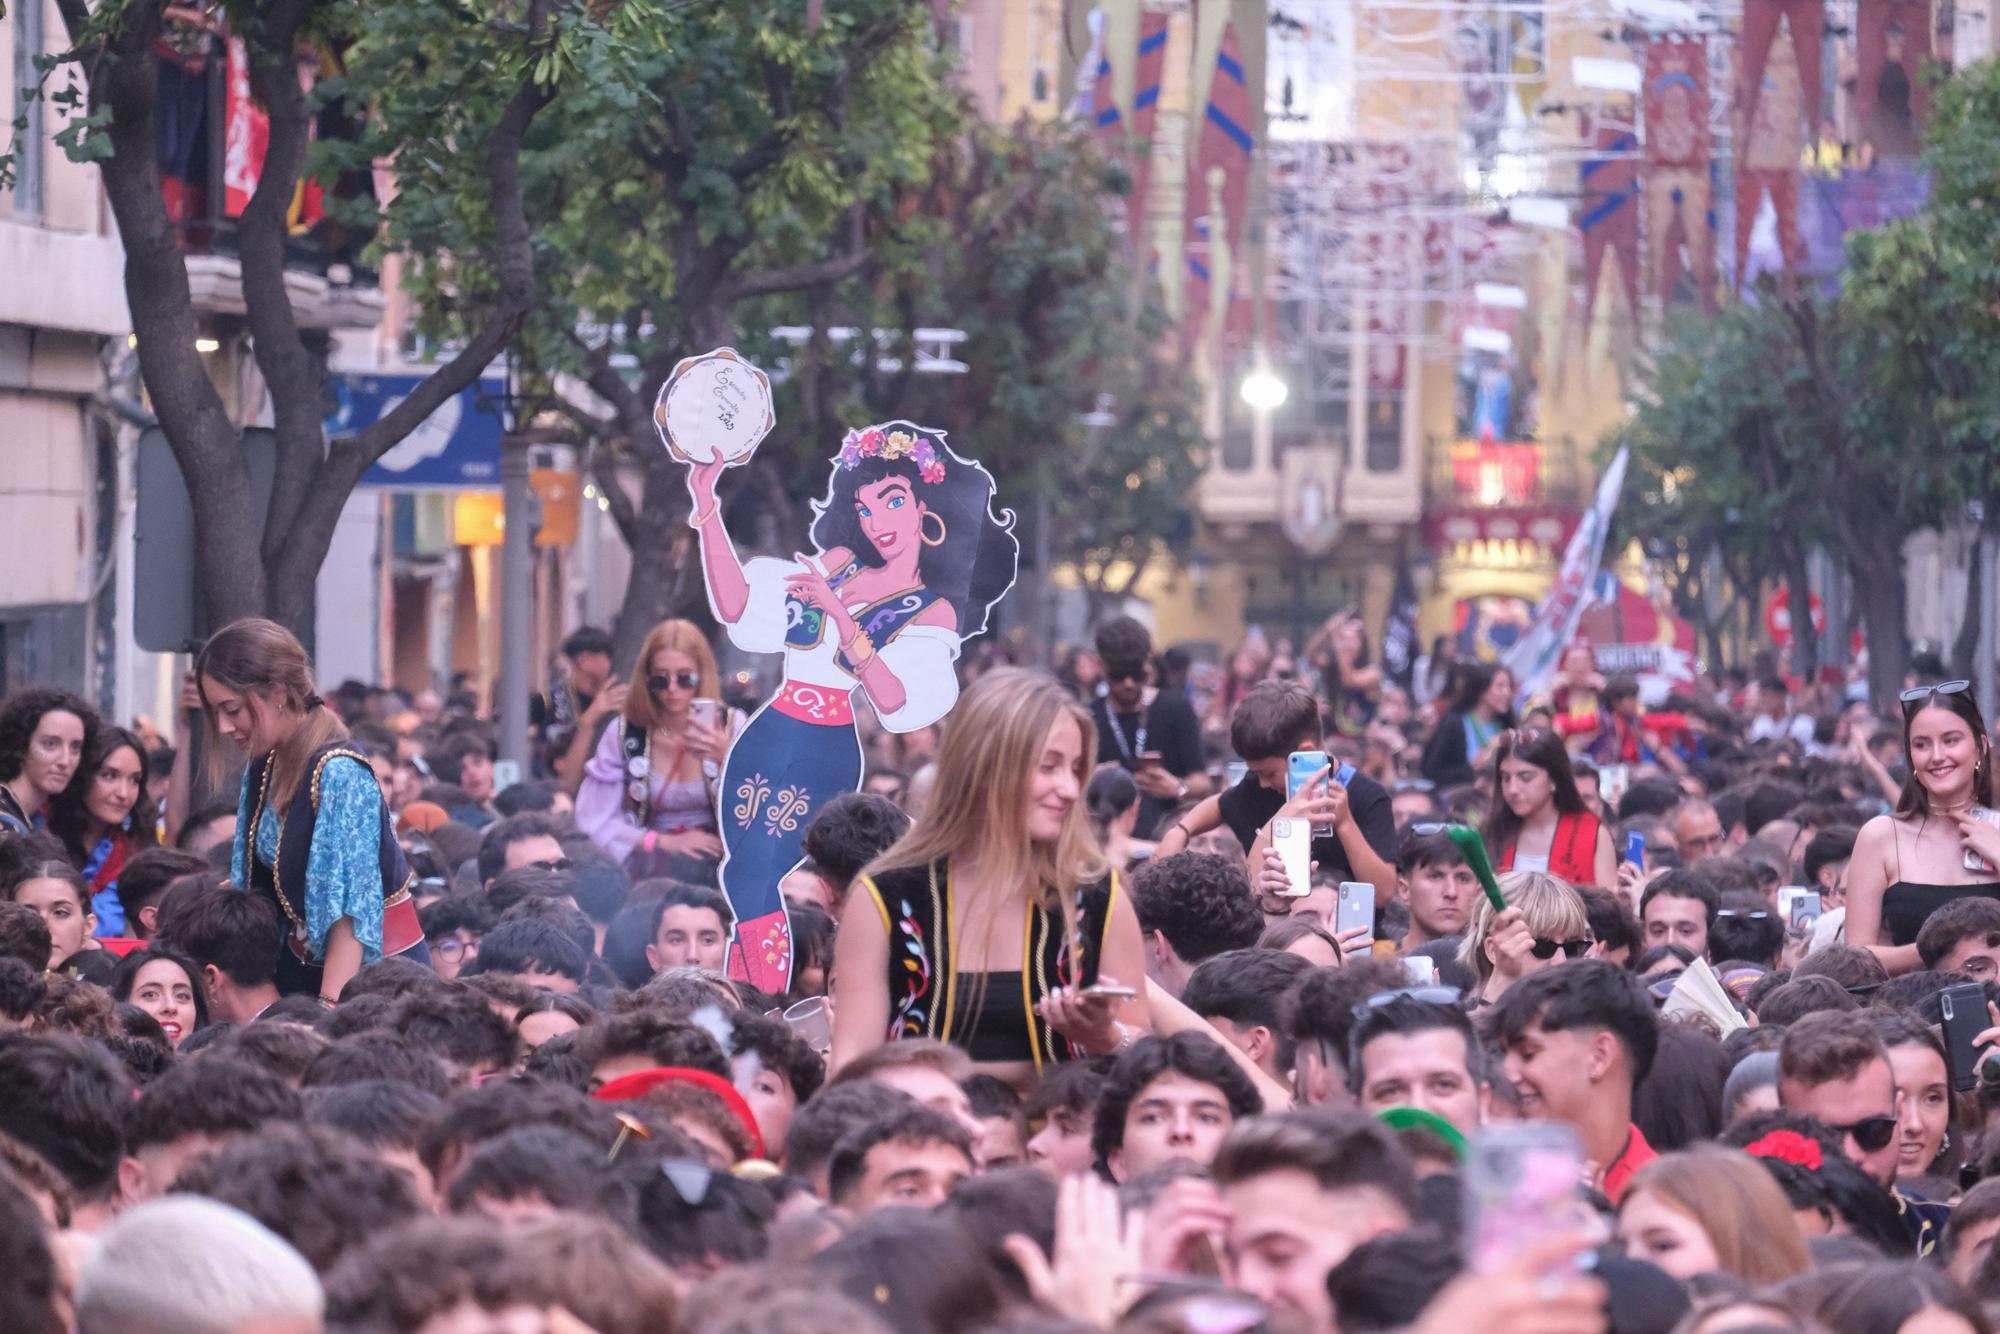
[387,0,1202,596]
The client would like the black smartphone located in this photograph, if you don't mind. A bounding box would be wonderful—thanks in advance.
[1939,981,1989,1092]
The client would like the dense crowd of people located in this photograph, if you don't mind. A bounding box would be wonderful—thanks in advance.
[4,606,2000,1334]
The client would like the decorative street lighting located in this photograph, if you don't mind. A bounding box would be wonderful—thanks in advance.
[1239,360,1289,411]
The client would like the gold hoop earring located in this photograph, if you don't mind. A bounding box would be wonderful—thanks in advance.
[920,511,947,547]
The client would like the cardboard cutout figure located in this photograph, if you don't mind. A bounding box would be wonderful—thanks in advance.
[659,350,1019,993]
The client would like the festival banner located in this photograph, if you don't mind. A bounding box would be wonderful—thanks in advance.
[1578,114,1639,331]
[1091,10,1170,247]
[1642,36,1716,309]
[1504,446,1628,705]
[1735,38,1806,288]
[1183,15,1255,354]
[1576,572,1700,704]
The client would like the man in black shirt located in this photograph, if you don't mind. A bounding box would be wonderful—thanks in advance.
[1092,617,1209,838]
[529,626,615,778]
[1155,680,1398,902]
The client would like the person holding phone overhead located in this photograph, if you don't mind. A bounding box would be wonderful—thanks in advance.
[1845,680,2000,976]
[831,670,1150,1087]
[575,618,736,882]
[1484,728,1616,889]
[1093,617,1208,839]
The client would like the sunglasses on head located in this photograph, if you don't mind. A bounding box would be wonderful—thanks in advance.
[649,671,701,693]
[1349,985,1463,1021]
[1827,1112,1898,1154]
[1530,936,1593,960]
[1901,680,1972,712]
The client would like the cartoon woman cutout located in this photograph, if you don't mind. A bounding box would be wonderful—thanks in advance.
[683,422,1017,992]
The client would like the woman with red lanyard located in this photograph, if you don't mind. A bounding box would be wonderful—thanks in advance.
[1483,727,1617,889]
[47,725,158,938]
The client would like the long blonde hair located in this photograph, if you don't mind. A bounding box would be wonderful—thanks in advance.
[195,618,347,811]
[622,619,721,733]
[1624,1146,1810,1283]
[868,667,1108,923]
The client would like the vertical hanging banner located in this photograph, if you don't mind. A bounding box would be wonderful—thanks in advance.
[1642,36,1716,310]
[1091,10,1171,249]
[1578,112,1640,331]
[657,350,1020,994]
[222,38,266,218]
[1736,0,1822,150]
[1504,447,1628,705]
[1735,35,1806,288]
[1184,14,1255,356]
[1853,0,1933,154]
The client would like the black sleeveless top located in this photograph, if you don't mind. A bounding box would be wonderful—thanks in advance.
[860,858,1118,1072]
[1881,817,2000,946]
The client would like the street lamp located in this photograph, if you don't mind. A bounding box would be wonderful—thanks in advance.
[1240,360,1288,412]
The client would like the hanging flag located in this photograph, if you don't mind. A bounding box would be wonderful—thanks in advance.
[1184,18,1254,354]
[1093,12,1170,247]
[1380,560,1422,690]
[1641,36,1717,309]
[1578,113,1639,330]
[1504,447,1628,705]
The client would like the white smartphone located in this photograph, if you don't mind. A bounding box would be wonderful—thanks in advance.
[1337,881,1375,941]
[1791,892,1823,932]
[1598,764,1631,810]
[1966,808,2000,873]
[1272,817,1312,897]
[1776,885,1809,922]
[690,698,720,729]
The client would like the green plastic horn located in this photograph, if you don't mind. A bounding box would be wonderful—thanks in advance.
[1443,825,1508,911]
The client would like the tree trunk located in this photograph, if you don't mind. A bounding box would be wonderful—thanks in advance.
[1954,527,1984,678]
[1782,545,1819,681]
[1850,549,1909,713]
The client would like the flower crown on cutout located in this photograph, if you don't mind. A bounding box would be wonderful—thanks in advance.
[838,426,947,485]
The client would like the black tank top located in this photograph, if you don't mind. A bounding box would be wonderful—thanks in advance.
[1882,818,2000,946]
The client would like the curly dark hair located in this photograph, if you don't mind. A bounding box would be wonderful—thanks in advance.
[47,726,160,864]
[0,687,96,787]
[806,430,1018,642]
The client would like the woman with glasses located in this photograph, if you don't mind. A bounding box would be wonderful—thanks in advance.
[1483,727,1616,889]
[577,618,735,885]
[1456,869,1591,1003]
[1845,680,2000,975]
[1420,663,1516,789]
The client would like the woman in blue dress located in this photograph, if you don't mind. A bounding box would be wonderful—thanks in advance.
[197,618,426,1002]
[684,422,1016,993]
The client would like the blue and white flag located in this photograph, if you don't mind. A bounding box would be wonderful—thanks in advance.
[1504,446,1628,704]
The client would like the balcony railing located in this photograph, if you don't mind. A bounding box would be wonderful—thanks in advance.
[1424,436,1583,511]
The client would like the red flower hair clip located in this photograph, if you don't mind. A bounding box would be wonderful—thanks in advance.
[1744,1130,1823,1171]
